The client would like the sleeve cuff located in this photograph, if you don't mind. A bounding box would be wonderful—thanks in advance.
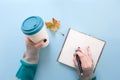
[16,60,38,80]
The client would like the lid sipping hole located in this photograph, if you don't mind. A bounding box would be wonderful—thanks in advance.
[34,24,37,28]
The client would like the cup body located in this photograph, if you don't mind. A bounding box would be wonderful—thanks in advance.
[21,16,49,47]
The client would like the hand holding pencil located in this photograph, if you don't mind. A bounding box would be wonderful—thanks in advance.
[73,46,95,80]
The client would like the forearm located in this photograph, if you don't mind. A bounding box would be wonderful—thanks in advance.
[22,44,39,64]
[79,70,94,80]
[77,65,95,80]
[16,44,39,80]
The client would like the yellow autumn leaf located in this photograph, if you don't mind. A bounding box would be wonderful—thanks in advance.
[45,18,60,32]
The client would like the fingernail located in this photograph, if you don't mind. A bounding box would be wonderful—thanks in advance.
[78,47,80,48]
[44,39,47,42]
[75,50,78,52]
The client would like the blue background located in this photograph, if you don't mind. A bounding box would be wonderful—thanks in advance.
[0,0,120,80]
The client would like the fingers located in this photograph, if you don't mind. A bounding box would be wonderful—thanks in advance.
[85,46,93,68]
[74,46,93,70]
[73,54,78,66]
[26,37,35,46]
[86,46,93,61]
[34,39,44,48]
[26,37,45,48]
[76,47,82,53]
[76,47,84,59]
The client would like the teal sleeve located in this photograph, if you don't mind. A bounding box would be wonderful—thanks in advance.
[16,60,38,80]
[78,76,96,80]
[92,77,96,80]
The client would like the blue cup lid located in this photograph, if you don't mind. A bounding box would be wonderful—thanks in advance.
[21,16,44,35]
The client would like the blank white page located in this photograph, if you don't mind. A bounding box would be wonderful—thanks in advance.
[58,28,105,71]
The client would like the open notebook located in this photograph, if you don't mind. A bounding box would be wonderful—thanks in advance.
[58,28,106,71]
